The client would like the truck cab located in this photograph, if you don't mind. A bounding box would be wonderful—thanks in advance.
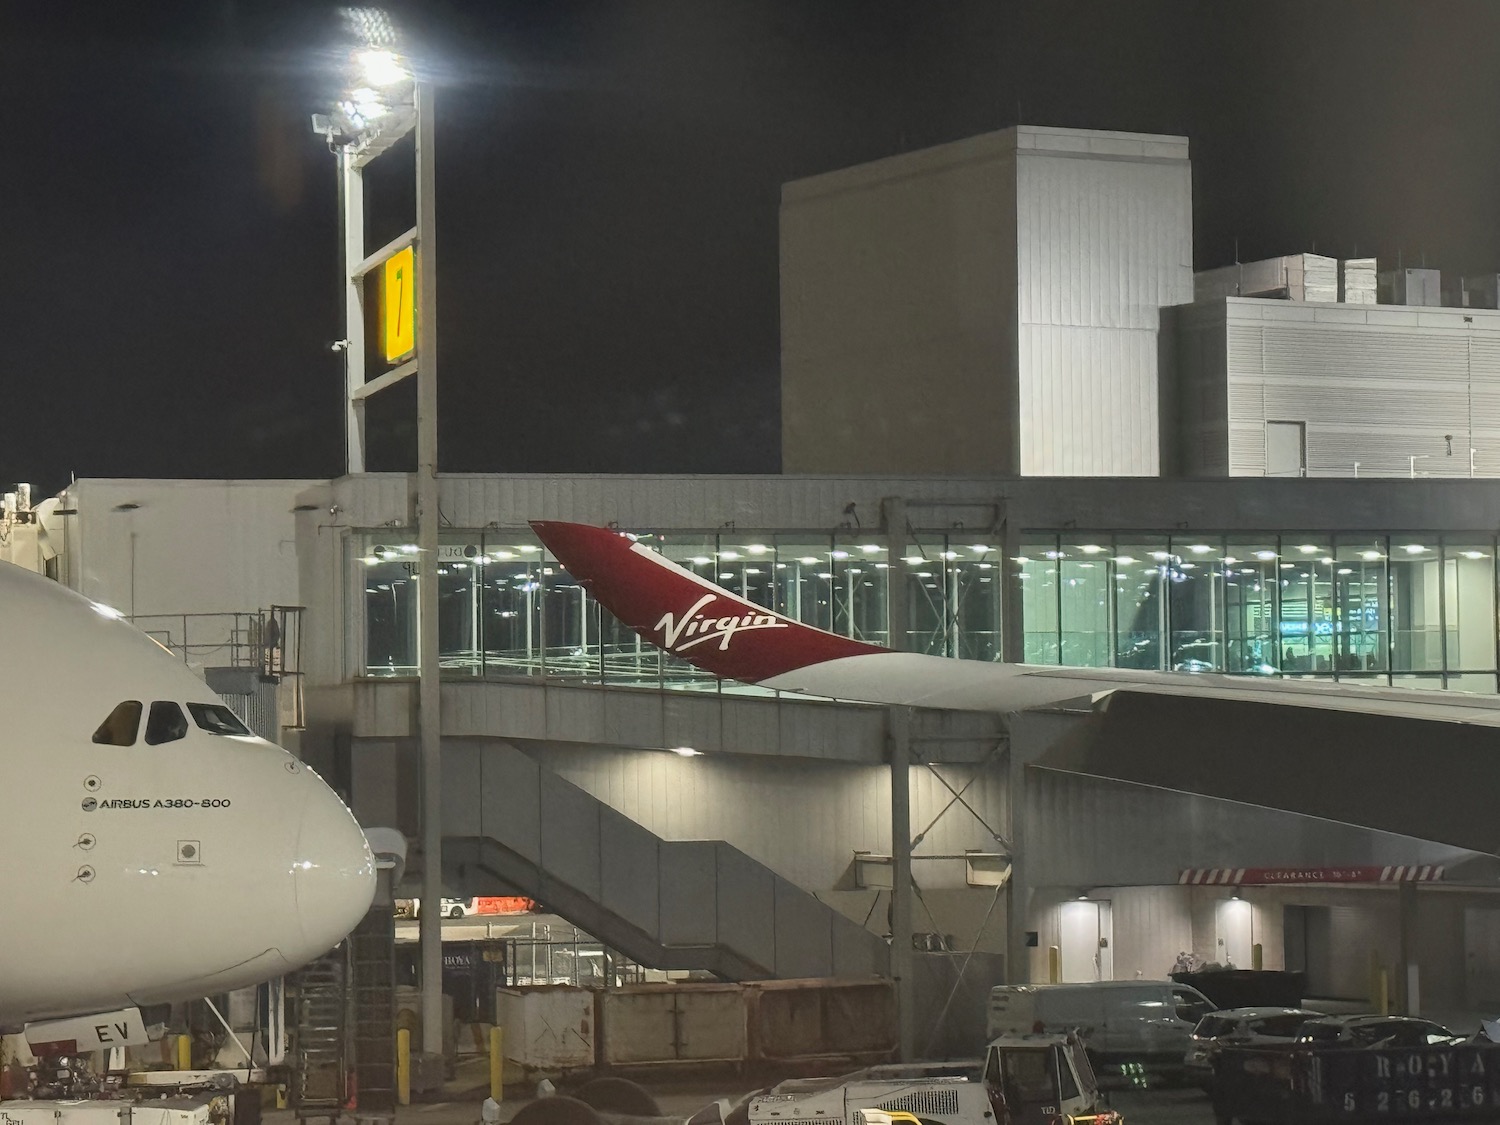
[981,1033,1116,1125]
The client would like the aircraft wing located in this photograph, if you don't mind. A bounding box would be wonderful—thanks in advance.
[530,520,1500,727]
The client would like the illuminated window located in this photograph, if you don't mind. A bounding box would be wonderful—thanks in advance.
[92,701,143,746]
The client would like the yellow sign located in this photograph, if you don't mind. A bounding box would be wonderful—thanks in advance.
[382,245,416,362]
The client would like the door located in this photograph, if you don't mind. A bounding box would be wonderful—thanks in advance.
[1466,908,1500,1008]
[1284,904,1308,974]
[1302,906,1336,998]
[1266,421,1306,477]
[1060,900,1103,982]
[1216,897,1254,969]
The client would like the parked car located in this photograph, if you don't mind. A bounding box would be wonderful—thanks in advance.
[1184,1006,1323,1086]
[989,980,1215,1078]
[409,897,475,919]
[1293,1014,1460,1050]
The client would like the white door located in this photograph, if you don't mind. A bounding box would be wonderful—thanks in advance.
[1060,900,1103,982]
[1466,908,1500,1007]
[1216,898,1254,969]
[1266,421,1306,477]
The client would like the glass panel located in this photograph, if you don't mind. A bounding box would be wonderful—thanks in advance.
[541,555,594,681]
[1018,536,1059,664]
[362,537,419,675]
[92,700,143,746]
[1060,536,1113,668]
[1279,539,1336,675]
[1169,536,1225,671]
[903,534,950,656]
[834,537,890,648]
[1447,673,1498,693]
[1390,539,1443,671]
[145,700,188,745]
[1333,539,1388,674]
[1224,538,1280,674]
[952,538,1001,661]
[187,702,251,736]
[1393,674,1446,691]
[774,537,835,632]
[1444,541,1497,671]
[438,539,484,676]
[1115,539,1167,669]
[481,536,544,677]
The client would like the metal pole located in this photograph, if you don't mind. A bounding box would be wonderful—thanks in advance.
[340,149,367,475]
[889,706,915,1061]
[414,79,444,1061]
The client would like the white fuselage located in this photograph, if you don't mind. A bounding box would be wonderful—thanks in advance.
[0,562,374,1028]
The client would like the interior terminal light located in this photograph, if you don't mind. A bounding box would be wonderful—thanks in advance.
[667,746,702,758]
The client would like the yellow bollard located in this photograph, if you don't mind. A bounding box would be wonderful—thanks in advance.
[176,1034,191,1071]
[1048,946,1062,984]
[489,1026,504,1103]
[1252,943,1263,971]
[397,1028,411,1106]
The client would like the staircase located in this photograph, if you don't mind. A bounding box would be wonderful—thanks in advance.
[288,949,348,1117]
[442,742,889,981]
[348,906,396,1116]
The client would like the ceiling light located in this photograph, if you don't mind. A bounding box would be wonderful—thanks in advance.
[668,746,702,758]
[1403,544,1426,554]
[861,544,883,553]
[971,544,992,554]
[1188,544,1212,554]
[1361,550,1383,561]
[904,556,925,564]
[1114,555,1136,564]
[1079,544,1105,554]
[830,549,849,559]
[1150,551,1170,561]
[1462,550,1488,560]
[747,544,768,555]
[1337,567,1353,575]
[801,556,820,565]
[1298,544,1319,554]
[689,556,711,566]
[719,550,740,561]
[1254,550,1277,561]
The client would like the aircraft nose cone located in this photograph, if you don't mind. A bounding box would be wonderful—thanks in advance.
[291,785,376,963]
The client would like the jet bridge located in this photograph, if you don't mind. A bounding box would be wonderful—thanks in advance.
[441,741,889,980]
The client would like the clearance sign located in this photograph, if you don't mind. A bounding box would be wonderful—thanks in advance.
[382,245,415,362]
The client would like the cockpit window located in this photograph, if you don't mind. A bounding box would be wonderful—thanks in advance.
[92,701,142,746]
[144,701,189,745]
[188,702,251,737]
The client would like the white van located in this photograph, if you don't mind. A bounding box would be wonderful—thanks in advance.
[988,981,1214,1077]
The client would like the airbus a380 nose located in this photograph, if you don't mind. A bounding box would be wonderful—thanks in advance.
[0,562,375,1028]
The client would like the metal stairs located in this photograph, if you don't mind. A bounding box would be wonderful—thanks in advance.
[442,742,889,981]
[288,948,347,1117]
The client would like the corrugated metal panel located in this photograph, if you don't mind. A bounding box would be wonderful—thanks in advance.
[1102,886,1192,982]
[1015,148,1192,475]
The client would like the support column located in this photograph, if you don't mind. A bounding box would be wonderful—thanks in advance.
[889,706,915,1061]
[1398,881,1419,1015]
[414,79,444,1062]
[339,150,367,475]
[1005,712,1032,985]
[883,498,908,652]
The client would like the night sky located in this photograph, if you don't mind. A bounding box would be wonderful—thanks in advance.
[6,1,1500,496]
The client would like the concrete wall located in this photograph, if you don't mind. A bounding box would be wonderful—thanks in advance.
[781,125,1191,477]
[780,130,1017,476]
[1175,298,1500,478]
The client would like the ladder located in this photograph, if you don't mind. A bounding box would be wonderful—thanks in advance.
[289,945,349,1119]
[349,905,397,1117]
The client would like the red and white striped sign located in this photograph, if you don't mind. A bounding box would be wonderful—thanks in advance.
[1178,866,1444,886]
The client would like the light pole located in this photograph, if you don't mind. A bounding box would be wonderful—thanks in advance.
[314,23,445,1066]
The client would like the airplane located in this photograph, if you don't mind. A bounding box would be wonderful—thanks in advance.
[528,519,1500,726]
[0,560,375,1041]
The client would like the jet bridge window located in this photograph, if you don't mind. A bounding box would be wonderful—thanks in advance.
[144,701,189,745]
[92,701,143,746]
[187,703,251,737]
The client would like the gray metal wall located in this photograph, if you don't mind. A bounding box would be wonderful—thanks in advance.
[779,125,1191,478]
[1174,298,1500,477]
[1014,130,1193,474]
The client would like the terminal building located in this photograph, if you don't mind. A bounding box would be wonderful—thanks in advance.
[17,124,1500,1053]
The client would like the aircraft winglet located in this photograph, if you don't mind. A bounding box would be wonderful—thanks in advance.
[530,521,888,684]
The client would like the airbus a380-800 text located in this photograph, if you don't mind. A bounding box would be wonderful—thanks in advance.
[0,561,374,1040]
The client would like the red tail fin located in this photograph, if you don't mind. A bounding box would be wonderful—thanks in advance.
[530,521,887,684]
